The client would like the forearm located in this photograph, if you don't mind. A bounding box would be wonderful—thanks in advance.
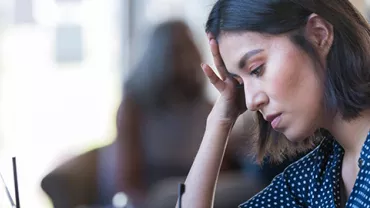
[177,116,235,208]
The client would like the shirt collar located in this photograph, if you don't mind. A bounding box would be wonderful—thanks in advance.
[331,131,370,167]
[358,131,370,167]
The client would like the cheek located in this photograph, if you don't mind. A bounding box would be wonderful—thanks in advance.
[266,45,318,99]
[268,57,323,123]
[265,60,303,101]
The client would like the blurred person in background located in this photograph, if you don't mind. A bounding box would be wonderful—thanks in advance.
[115,20,259,208]
[41,20,262,208]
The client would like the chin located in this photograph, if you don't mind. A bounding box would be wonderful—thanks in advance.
[281,127,314,143]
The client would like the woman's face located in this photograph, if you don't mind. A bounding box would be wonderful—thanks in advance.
[218,32,325,141]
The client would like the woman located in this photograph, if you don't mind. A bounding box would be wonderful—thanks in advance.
[179,0,370,207]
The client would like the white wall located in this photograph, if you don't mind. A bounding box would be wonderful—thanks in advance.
[0,0,123,207]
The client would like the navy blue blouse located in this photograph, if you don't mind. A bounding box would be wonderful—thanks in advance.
[239,131,370,208]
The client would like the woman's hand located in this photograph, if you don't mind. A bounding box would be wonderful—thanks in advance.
[174,34,247,208]
[202,33,247,125]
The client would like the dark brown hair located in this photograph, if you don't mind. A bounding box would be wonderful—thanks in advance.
[125,20,203,110]
[206,0,370,163]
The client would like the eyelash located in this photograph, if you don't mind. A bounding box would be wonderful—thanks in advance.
[250,64,264,77]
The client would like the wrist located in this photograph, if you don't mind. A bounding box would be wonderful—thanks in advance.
[207,107,238,127]
[206,112,236,132]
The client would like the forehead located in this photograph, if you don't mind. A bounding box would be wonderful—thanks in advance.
[218,32,272,72]
[219,31,268,48]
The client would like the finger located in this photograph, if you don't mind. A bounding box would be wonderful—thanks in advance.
[228,73,243,86]
[209,39,228,80]
[226,75,247,111]
[207,32,215,41]
[223,76,247,112]
[201,63,225,92]
[237,88,247,111]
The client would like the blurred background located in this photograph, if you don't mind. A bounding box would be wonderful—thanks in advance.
[0,0,368,207]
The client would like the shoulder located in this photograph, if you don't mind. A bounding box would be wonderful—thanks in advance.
[284,138,331,177]
[239,138,334,207]
[238,172,301,207]
[283,137,335,184]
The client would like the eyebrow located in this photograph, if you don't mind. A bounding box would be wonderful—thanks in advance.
[238,49,264,69]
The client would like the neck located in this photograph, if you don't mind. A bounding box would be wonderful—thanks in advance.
[325,110,370,157]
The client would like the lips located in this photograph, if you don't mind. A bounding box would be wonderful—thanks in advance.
[265,113,282,129]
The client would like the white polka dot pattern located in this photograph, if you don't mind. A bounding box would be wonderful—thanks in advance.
[239,131,370,208]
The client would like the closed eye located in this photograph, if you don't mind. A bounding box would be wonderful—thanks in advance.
[250,64,264,77]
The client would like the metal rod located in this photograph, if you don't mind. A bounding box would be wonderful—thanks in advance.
[12,157,20,208]
[178,183,185,208]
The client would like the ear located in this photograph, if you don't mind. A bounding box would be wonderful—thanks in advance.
[305,14,334,60]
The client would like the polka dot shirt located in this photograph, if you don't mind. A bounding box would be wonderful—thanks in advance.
[239,131,370,208]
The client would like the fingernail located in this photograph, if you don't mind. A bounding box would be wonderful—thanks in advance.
[200,63,205,68]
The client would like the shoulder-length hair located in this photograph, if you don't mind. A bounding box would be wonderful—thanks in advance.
[125,20,202,109]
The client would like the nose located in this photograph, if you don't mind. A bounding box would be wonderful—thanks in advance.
[244,83,268,111]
